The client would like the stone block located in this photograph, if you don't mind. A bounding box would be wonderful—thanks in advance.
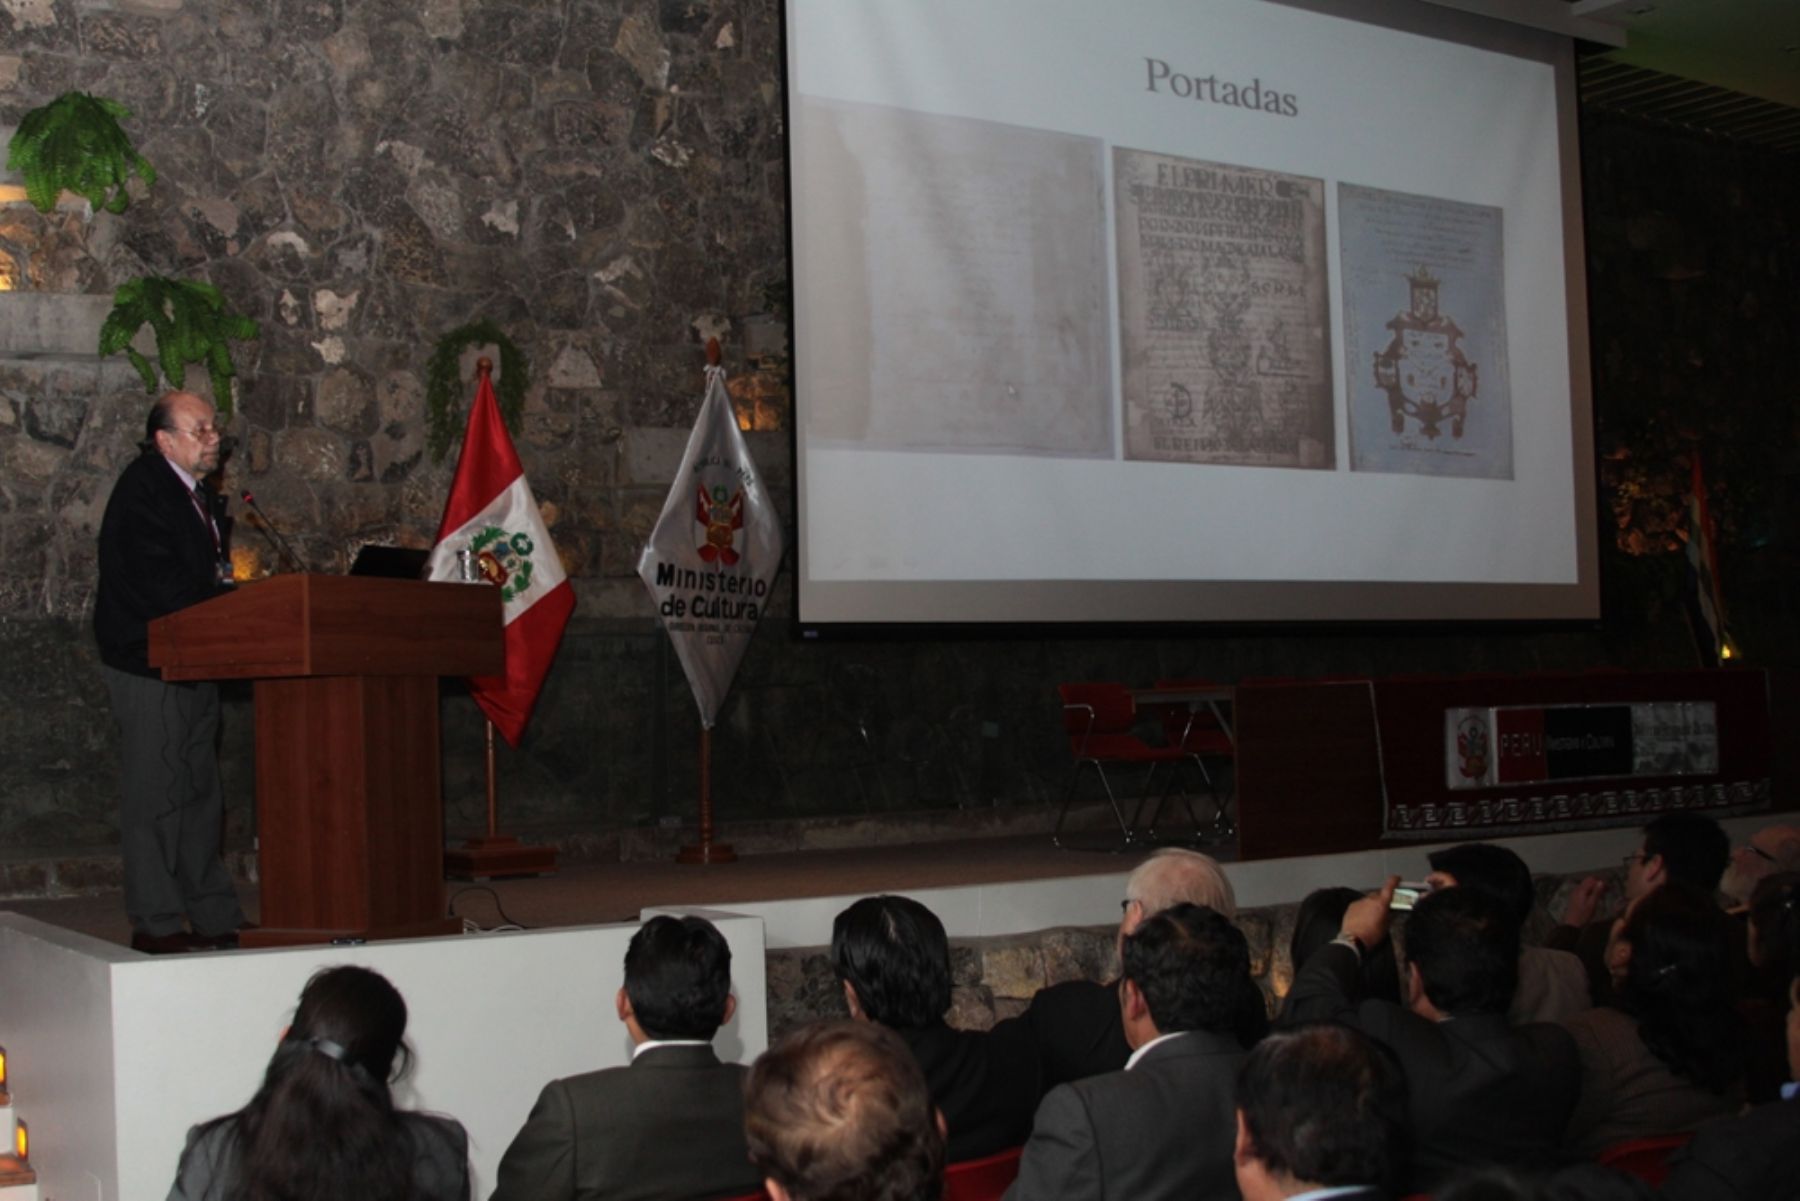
[979,942,1046,1001]
[622,428,690,485]
[0,859,48,899]
[947,984,996,1033]
[0,294,123,357]
[277,426,348,482]
[52,855,125,894]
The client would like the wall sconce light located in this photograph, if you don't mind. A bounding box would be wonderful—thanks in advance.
[11,1118,23,1163]
[0,1043,8,1103]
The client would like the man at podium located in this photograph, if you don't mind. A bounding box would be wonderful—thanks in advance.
[93,391,247,954]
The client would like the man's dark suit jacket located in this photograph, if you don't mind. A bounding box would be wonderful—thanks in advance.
[489,1044,760,1201]
[1659,1095,1800,1201]
[1002,1030,1246,1201]
[897,1020,1041,1163]
[1007,976,1269,1097]
[1007,980,1131,1092]
[95,451,228,677]
[1282,942,1581,1194]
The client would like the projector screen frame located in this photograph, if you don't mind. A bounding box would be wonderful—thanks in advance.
[780,0,1603,639]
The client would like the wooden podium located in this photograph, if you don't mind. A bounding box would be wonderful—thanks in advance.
[149,574,503,946]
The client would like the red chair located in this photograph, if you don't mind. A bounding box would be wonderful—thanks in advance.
[1136,677,1235,840]
[1055,682,1186,847]
[1596,1131,1694,1187]
[943,1145,1024,1201]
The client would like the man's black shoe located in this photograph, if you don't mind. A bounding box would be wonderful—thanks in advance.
[130,929,204,954]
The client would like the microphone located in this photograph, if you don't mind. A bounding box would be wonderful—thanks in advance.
[240,489,309,574]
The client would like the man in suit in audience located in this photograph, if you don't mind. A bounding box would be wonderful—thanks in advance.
[745,1019,947,1201]
[1233,1024,1408,1201]
[491,915,761,1201]
[1005,847,1259,1091]
[833,895,1040,1162]
[1719,822,1800,910]
[1004,903,1255,1201]
[1655,946,1800,1200]
[1550,813,1731,1006]
[1424,842,1591,1023]
[1282,879,1580,1194]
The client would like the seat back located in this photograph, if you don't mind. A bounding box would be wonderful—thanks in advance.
[1057,682,1136,748]
[1150,678,1231,753]
[943,1145,1024,1201]
[1596,1131,1694,1186]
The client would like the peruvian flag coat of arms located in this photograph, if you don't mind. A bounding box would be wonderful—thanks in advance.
[637,360,784,728]
[427,366,574,746]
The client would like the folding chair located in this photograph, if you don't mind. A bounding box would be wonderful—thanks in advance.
[943,1145,1024,1201]
[1054,682,1186,847]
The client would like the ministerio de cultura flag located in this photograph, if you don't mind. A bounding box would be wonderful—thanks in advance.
[427,367,574,747]
[637,363,784,728]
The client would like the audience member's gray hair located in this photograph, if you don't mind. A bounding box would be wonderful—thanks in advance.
[1125,848,1236,920]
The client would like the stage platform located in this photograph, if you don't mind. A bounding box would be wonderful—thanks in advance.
[0,818,1767,1201]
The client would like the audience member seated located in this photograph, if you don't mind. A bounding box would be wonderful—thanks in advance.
[1559,884,1746,1157]
[1232,1023,1408,1201]
[1281,879,1580,1194]
[1654,933,1800,1201]
[1008,847,1263,1091]
[491,915,760,1201]
[1719,823,1800,912]
[169,965,469,1201]
[1005,903,1255,1201]
[1552,815,1730,1007]
[833,894,1040,1161]
[1287,886,1402,1009]
[745,1019,946,1201]
[1426,842,1591,1024]
[1742,872,1800,1102]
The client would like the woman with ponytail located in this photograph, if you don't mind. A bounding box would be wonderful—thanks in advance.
[168,965,470,1201]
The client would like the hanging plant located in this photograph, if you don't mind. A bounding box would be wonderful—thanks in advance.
[425,319,531,462]
[97,276,261,416]
[5,91,156,213]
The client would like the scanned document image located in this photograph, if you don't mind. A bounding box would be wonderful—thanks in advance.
[1114,149,1332,469]
[1340,183,1513,479]
[794,98,1113,458]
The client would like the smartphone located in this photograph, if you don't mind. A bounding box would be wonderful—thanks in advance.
[1389,881,1432,911]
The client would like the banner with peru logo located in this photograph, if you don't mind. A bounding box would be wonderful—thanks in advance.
[637,361,785,729]
[427,365,574,747]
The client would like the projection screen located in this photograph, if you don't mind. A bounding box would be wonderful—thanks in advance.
[785,0,1599,631]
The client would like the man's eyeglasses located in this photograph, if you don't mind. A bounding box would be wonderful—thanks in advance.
[169,425,222,441]
[1621,851,1645,868]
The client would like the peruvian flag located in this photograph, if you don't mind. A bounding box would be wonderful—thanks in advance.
[426,368,574,746]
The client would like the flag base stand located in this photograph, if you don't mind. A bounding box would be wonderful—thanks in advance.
[445,835,558,880]
[444,720,558,880]
[676,840,737,864]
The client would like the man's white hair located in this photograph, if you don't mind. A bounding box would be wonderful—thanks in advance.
[1124,848,1236,921]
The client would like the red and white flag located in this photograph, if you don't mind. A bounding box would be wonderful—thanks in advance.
[427,369,574,746]
[638,363,784,728]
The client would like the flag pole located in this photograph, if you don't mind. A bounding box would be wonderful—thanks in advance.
[675,339,737,865]
[442,358,559,881]
[677,723,735,863]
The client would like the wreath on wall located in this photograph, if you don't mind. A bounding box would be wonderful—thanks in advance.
[425,320,531,462]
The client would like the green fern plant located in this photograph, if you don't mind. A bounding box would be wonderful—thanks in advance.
[6,92,156,213]
[98,277,260,415]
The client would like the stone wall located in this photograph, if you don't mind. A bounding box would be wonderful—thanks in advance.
[1,4,1795,859]
[764,868,1621,1040]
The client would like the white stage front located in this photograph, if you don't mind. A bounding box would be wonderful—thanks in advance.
[0,818,1759,1200]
